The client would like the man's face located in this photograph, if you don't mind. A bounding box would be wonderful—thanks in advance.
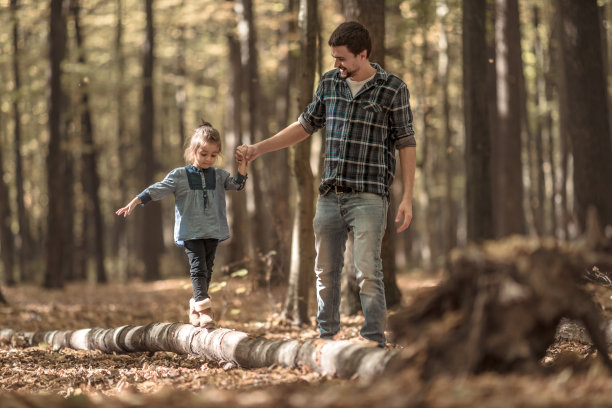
[331,45,367,79]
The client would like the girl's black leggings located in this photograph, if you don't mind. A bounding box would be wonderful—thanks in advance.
[183,238,219,302]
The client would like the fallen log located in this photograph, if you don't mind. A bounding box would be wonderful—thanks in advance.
[0,323,396,379]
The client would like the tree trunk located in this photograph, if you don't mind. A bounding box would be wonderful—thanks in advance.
[282,0,317,325]
[549,5,571,240]
[45,0,68,289]
[493,0,525,237]
[71,0,107,284]
[462,0,494,242]
[438,0,457,254]
[0,323,395,379]
[557,0,612,233]
[138,0,163,281]
[225,0,250,265]
[113,0,134,282]
[10,0,32,284]
[236,0,273,285]
[0,119,14,286]
[530,5,546,237]
[341,0,384,67]
[273,0,299,282]
[342,0,402,309]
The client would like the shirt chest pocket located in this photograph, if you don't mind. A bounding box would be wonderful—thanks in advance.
[362,101,383,112]
[359,101,388,128]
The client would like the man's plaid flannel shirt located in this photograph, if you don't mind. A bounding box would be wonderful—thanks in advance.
[298,63,416,198]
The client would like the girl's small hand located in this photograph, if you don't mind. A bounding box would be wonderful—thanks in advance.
[115,197,141,217]
[235,145,248,176]
[236,145,248,163]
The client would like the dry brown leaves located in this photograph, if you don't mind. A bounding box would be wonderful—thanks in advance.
[1,273,612,407]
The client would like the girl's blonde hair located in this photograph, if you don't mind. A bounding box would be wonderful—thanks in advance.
[184,120,222,163]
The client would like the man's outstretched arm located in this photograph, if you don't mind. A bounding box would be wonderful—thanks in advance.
[239,121,310,162]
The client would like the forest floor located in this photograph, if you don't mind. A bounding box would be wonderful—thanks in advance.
[1,269,612,407]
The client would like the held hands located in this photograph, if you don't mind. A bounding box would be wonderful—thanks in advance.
[235,144,249,175]
[235,144,257,163]
[115,197,141,218]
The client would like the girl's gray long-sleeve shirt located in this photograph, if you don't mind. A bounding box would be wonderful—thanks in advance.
[137,164,247,245]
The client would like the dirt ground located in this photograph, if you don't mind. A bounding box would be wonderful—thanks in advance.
[1,272,612,407]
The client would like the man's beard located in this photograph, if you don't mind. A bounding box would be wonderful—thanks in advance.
[340,67,354,78]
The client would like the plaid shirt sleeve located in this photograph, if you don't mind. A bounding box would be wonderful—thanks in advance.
[390,82,416,149]
[298,80,327,134]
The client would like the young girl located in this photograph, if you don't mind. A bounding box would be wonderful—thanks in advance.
[116,121,248,329]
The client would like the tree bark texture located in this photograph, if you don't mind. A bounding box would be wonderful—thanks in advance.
[138,0,164,281]
[45,0,69,289]
[112,0,130,281]
[10,0,31,284]
[557,0,612,233]
[462,0,494,242]
[341,0,402,309]
[72,0,107,284]
[282,0,317,325]
[493,0,525,237]
[225,3,251,264]
[0,136,14,285]
[0,324,395,379]
[236,0,273,284]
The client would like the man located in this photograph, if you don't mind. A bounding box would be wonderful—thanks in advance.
[239,21,416,347]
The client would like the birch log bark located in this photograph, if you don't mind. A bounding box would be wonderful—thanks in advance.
[0,324,395,379]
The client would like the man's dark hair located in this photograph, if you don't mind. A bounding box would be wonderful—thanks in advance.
[328,21,372,58]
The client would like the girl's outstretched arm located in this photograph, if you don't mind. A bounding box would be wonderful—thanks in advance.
[115,197,142,217]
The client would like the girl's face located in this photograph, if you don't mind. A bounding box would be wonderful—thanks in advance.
[193,141,220,169]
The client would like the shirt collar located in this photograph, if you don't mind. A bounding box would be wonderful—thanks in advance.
[334,62,388,85]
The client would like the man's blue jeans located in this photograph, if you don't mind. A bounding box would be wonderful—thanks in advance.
[313,190,388,347]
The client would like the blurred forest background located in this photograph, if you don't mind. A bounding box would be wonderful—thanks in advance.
[0,0,611,317]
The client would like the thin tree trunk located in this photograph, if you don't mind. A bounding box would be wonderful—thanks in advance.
[236,0,273,285]
[45,0,69,288]
[10,0,31,284]
[0,323,396,379]
[0,120,14,286]
[342,0,402,308]
[438,0,457,253]
[557,0,612,232]
[550,5,571,240]
[71,0,106,284]
[531,5,547,237]
[139,0,163,281]
[282,0,317,325]
[463,0,494,242]
[493,0,525,237]
[226,0,250,265]
[113,0,130,281]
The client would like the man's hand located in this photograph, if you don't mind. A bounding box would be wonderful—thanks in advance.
[236,145,249,175]
[235,144,259,163]
[394,198,413,233]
